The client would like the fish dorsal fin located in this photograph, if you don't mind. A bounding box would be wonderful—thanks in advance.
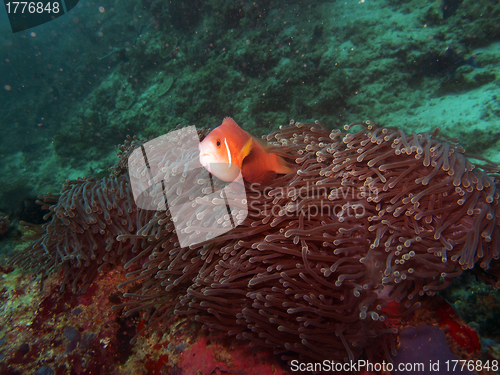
[239,137,253,162]
[222,117,239,127]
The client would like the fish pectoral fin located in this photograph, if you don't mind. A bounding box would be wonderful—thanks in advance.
[274,155,295,175]
[239,137,253,162]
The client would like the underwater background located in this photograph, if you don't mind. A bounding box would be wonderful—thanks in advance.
[0,0,500,374]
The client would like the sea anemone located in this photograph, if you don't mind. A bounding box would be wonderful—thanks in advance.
[114,120,500,362]
[11,120,500,362]
[11,174,141,293]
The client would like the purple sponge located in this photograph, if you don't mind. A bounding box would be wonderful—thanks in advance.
[392,324,473,375]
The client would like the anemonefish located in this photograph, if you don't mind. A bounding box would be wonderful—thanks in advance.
[198,117,293,184]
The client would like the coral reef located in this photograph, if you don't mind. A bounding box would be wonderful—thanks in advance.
[0,212,11,236]
[0,266,291,374]
[441,272,500,343]
[0,267,138,374]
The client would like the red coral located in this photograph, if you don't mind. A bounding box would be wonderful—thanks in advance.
[179,335,289,375]
[436,302,481,355]
[76,284,98,306]
[144,353,169,375]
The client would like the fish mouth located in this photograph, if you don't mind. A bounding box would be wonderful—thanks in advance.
[199,153,211,165]
[199,154,215,172]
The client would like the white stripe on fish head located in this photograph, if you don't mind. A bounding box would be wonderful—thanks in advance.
[224,138,232,168]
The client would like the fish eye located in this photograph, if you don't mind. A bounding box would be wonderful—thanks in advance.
[216,139,221,147]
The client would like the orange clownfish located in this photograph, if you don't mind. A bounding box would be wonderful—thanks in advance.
[198,117,293,184]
